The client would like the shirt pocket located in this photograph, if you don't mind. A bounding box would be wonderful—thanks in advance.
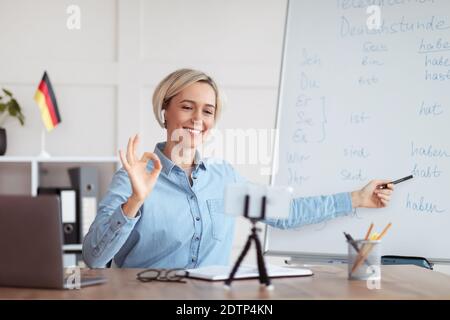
[206,198,233,241]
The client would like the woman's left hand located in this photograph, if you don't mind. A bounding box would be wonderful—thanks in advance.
[351,180,394,208]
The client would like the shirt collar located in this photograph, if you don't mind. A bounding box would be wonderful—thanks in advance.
[154,142,207,176]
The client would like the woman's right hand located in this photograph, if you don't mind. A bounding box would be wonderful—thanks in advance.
[119,134,162,204]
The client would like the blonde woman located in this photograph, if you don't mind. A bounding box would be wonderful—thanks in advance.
[82,69,394,268]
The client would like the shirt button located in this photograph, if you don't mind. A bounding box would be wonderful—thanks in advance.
[195,236,200,241]
[190,195,195,200]
[192,257,196,262]
[195,217,200,221]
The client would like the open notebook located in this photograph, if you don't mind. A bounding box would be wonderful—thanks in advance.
[184,264,313,281]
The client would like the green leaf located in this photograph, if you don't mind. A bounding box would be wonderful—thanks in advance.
[7,101,16,115]
[2,88,12,97]
[11,98,21,110]
[8,107,17,116]
[18,115,25,126]
[12,100,25,119]
[0,89,26,126]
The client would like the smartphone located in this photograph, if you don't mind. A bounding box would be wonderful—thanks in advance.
[224,183,293,219]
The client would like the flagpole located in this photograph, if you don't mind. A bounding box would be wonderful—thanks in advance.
[38,128,51,158]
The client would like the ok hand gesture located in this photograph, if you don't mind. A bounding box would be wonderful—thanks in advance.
[119,134,162,203]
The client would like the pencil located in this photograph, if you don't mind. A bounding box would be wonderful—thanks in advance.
[376,222,392,240]
[364,223,374,240]
[350,222,373,273]
[351,242,375,274]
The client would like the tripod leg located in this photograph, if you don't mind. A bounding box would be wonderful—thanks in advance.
[254,232,272,288]
[224,235,253,288]
[250,234,264,284]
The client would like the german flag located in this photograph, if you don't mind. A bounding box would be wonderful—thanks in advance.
[34,71,61,132]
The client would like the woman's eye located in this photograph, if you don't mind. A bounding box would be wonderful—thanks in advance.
[204,110,214,115]
[182,106,192,110]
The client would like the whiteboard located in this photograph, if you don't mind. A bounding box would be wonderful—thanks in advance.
[265,0,450,263]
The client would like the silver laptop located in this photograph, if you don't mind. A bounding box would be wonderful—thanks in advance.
[0,195,106,289]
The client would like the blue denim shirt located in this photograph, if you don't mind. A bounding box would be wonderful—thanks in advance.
[82,142,352,268]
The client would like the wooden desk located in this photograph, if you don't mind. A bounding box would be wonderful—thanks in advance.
[1,265,450,299]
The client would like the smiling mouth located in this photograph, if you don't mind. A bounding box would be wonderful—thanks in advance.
[183,127,203,135]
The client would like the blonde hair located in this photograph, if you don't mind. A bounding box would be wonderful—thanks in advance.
[152,68,223,128]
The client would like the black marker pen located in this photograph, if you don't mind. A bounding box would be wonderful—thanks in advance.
[378,175,413,189]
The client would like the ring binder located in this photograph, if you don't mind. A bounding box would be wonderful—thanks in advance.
[68,166,99,242]
[37,187,78,244]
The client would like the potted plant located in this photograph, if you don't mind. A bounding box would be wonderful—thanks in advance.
[0,88,25,155]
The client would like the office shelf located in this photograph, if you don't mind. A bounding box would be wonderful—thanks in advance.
[1,157,119,262]
[0,156,120,196]
[63,244,83,251]
[63,243,83,251]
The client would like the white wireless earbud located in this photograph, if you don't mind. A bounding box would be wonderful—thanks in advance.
[161,109,167,128]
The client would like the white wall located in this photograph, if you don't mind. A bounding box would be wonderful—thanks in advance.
[0,0,287,264]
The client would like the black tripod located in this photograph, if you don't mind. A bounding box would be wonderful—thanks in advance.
[224,195,272,289]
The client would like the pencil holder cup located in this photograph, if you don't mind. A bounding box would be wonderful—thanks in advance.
[347,239,381,281]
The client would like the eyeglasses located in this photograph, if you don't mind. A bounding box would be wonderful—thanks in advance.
[136,268,188,283]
